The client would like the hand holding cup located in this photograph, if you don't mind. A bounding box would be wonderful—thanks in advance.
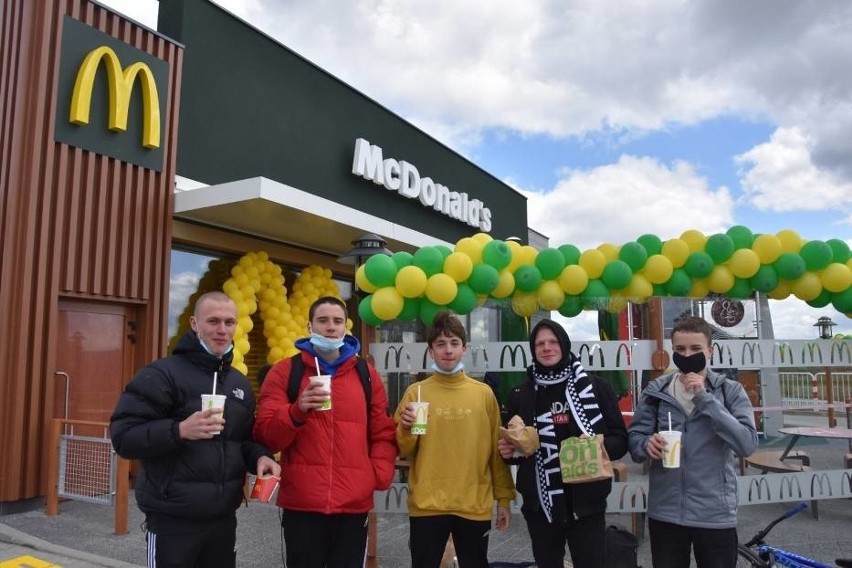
[298,378,331,412]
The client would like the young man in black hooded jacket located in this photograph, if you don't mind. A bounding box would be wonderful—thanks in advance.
[498,318,628,568]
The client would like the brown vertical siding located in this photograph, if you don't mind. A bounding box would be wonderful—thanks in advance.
[0,0,182,501]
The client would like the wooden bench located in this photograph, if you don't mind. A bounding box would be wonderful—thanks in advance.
[744,450,811,474]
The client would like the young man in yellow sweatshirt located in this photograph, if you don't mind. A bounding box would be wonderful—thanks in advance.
[395,311,515,568]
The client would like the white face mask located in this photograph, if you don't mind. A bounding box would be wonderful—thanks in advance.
[198,337,234,358]
[431,361,464,375]
[309,332,345,352]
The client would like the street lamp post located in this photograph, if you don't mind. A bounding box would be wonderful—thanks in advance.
[338,232,393,343]
[813,316,837,428]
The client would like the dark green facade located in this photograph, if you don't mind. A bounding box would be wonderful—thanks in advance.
[158,0,527,244]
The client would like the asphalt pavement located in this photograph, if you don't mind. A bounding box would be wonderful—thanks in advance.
[1,413,850,567]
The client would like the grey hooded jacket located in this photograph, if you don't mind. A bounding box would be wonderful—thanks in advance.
[628,369,758,528]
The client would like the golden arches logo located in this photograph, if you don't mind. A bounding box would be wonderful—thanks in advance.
[70,46,161,149]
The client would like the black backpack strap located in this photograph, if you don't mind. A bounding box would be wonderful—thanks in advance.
[287,354,304,403]
[355,357,372,448]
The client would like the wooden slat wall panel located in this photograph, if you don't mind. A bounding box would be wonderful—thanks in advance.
[0,0,182,501]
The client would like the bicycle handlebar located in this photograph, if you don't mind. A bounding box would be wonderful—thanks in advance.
[744,502,809,547]
[782,502,808,519]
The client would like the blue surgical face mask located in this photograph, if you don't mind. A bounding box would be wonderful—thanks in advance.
[198,337,234,358]
[310,332,345,352]
[431,361,464,375]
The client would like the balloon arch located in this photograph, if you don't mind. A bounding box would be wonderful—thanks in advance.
[170,226,851,375]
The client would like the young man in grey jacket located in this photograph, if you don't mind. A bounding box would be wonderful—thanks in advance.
[628,316,758,568]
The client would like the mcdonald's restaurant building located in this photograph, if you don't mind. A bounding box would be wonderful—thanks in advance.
[0,0,528,505]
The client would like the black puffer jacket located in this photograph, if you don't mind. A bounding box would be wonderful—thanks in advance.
[110,331,271,521]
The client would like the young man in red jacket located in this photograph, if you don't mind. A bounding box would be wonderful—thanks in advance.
[254,296,397,568]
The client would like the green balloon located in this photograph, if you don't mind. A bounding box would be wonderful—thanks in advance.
[826,239,850,264]
[601,260,633,290]
[619,241,648,272]
[558,295,583,317]
[666,269,693,296]
[413,246,445,277]
[728,278,752,299]
[448,284,477,314]
[435,245,453,259]
[684,252,714,278]
[468,264,500,295]
[705,233,735,264]
[726,225,754,249]
[514,264,543,292]
[535,248,566,280]
[419,299,443,326]
[831,288,852,313]
[398,297,421,321]
[637,234,663,256]
[558,244,582,265]
[774,253,806,280]
[652,284,668,297]
[482,240,512,270]
[806,289,833,308]
[364,254,398,287]
[391,251,414,270]
[749,265,778,293]
[800,240,833,271]
[581,279,610,310]
[358,295,383,326]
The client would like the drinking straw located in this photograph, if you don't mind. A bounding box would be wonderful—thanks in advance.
[668,411,672,431]
[314,356,321,376]
[212,371,218,394]
[417,384,421,403]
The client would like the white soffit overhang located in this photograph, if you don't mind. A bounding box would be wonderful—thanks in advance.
[173,177,450,257]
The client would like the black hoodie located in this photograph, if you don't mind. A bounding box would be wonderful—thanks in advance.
[110,331,271,523]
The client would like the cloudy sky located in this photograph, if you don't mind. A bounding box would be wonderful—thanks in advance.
[102,0,851,340]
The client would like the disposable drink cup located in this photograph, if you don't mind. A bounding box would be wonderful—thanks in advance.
[313,375,332,411]
[200,394,226,435]
[250,474,280,503]
[660,430,682,468]
[410,401,429,435]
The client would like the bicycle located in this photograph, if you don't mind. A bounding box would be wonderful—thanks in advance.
[737,502,852,567]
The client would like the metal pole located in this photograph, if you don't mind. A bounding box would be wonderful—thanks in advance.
[826,367,836,428]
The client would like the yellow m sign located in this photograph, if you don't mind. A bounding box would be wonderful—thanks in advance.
[69,46,160,149]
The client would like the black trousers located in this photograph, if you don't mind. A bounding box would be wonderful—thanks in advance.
[648,517,738,568]
[145,514,236,568]
[281,509,368,568]
[521,509,605,568]
[409,514,491,568]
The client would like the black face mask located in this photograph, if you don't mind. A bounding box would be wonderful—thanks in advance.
[673,351,706,374]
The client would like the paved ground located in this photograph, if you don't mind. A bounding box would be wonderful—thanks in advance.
[1,413,850,567]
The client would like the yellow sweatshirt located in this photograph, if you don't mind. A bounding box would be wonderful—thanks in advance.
[394,372,516,521]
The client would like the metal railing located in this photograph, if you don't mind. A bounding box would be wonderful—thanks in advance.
[46,419,130,535]
[779,372,852,409]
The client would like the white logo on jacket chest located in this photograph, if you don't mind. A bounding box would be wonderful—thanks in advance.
[232,388,244,400]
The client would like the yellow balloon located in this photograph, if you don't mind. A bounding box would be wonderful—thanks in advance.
[518,245,539,266]
[791,272,822,301]
[443,252,474,283]
[768,279,792,300]
[605,296,629,313]
[356,264,378,293]
[680,229,707,253]
[238,316,254,333]
[643,254,674,284]
[688,278,709,298]
[512,291,539,317]
[661,239,690,268]
[706,266,735,293]
[729,249,761,278]
[505,241,524,272]
[626,274,653,301]
[425,273,458,305]
[268,346,285,363]
[537,280,565,310]
[372,287,405,320]
[597,243,619,262]
[454,237,484,264]
[820,263,852,293]
[751,234,783,264]
[235,337,250,354]
[776,229,802,253]
[395,265,428,298]
[559,264,589,295]
[492,270,515,299]
[579,249,606,279]
[471,232,493,245]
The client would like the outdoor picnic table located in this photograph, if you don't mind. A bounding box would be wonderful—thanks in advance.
[777,426,852,462]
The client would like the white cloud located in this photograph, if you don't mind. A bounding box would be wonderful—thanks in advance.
[167,271,204,337]
[736,127,852,212]
[768,298,852,339]
[523,155,734,250]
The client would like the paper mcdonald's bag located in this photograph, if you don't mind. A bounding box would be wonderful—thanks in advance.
[559,434,613,484]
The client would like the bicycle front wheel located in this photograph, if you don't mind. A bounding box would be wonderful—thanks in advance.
[736,545,768,568]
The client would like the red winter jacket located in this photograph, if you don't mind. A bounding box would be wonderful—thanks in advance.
[253,351,397,513]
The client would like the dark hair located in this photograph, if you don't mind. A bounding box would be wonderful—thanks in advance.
[308,296,347,321]
[426,311,467,346]
[671,315,712,345]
